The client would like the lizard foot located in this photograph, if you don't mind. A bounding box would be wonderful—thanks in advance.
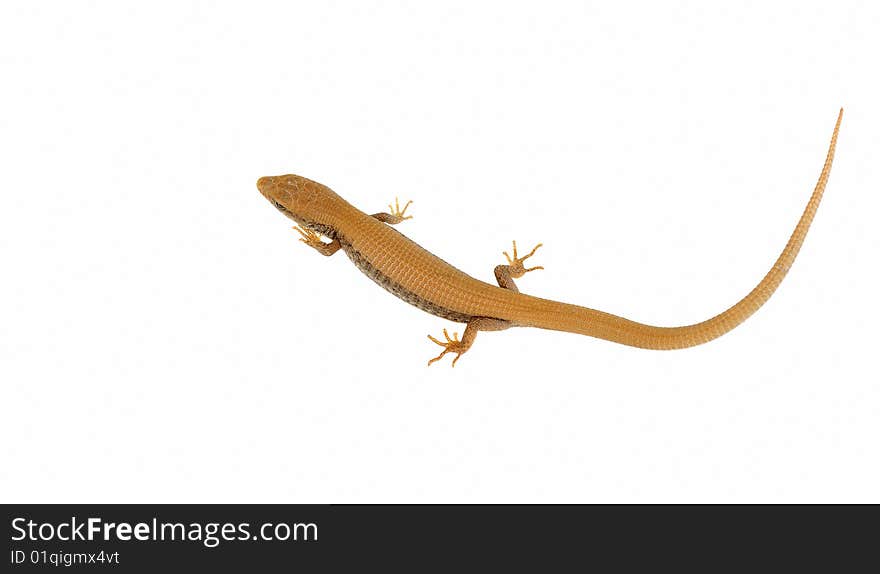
[388,197,413,221]
[293,225,324,248]
[503,240,544,279]
[427,328,467,367]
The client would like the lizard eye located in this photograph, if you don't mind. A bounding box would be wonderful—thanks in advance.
[272,200,287,212]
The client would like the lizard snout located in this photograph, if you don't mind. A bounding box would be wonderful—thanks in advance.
[256,176,275,195]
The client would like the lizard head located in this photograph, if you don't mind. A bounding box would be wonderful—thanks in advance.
[257,174,339,228]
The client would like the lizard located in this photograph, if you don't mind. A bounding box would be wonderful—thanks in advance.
[257,109,842,366]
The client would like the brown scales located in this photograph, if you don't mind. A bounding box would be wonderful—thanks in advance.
[257,109,843,366]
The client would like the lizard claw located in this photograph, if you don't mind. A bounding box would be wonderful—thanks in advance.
[293,225,324,248]
[388,197,413,221]
[502,240,544,278]
[427,328,466,367]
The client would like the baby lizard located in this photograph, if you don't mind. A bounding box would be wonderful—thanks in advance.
[258,109,842,366]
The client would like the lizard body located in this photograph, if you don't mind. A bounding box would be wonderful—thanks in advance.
[258,109,842,365]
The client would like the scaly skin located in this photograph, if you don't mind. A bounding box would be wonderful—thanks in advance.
[258,109,842,365]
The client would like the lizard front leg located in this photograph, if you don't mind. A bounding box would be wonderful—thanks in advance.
[293,226,341,256]
[494,240,544,292]
[372,197,413,225]
[427,317,510,367]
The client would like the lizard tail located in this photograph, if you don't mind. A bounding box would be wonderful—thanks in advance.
[524,108,843,350]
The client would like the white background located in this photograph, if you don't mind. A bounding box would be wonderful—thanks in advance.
[2,2,878,503]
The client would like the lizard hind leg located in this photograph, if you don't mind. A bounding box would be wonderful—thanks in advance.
[427,318,511,367]
[371,197,413,225]
[494,240,544,292]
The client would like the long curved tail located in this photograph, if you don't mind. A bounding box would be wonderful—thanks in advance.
[523,109,843,349]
